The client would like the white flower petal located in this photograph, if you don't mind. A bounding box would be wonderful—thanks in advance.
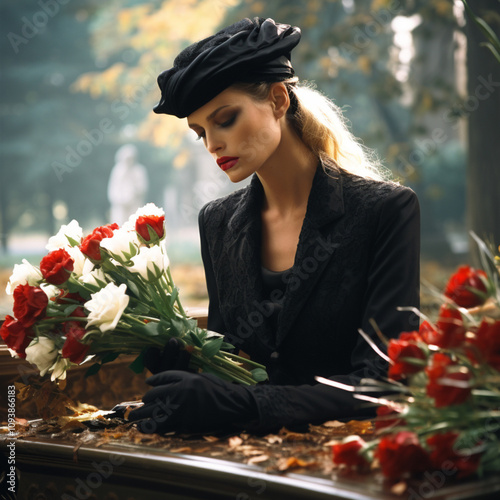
[46,220,83,251]
[6,259,43,295]
[25,337,59,377]
[85,282,129,332]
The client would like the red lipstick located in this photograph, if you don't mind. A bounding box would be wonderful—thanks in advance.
[216,156,239,171]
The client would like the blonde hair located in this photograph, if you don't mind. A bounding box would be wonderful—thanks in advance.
[233,80,388,181]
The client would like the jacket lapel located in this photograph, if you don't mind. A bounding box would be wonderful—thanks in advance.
[275,163,345,346]
[214,162,346,354]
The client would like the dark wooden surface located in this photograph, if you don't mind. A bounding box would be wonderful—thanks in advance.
[2,433,500,500]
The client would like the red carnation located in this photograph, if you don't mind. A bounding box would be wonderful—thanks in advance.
[388,332,427,380]
[426,353,472,407]
[332,437,369,468]
[12,284,48,327]
[136,215,165,243]
[79,223,119,261]
[434,304,466,348]
[40,248,74,285]
[427,432,481,478]
[0,315,35,359]
[375,431,431,479]
[444,265,488,308]
[62,321,90,364]
[473,318,500,371]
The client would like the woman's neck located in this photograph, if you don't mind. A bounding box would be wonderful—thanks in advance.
[257,126,318,217]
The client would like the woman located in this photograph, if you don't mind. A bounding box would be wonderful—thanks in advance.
[129,17,420,435]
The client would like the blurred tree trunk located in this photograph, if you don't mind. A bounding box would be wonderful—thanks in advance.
[0,181,7,252]
[465,1,500,258]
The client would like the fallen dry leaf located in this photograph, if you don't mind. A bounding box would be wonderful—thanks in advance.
[247,454,269,465]
[203,435,219,442]
[277,456,318,471]
[391,481,408,495]
[322,420,346,428]
[265,434,282,445]
[228,436,243,449]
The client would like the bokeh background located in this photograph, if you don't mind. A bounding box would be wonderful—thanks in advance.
[1,0,499,318]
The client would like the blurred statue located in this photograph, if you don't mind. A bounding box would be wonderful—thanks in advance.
[108,144,148,225]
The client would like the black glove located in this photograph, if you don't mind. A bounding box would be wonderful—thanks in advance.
[143,338,192,374]
[128,370,259,434]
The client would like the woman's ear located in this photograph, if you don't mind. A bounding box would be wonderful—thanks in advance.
[269,82,290,119]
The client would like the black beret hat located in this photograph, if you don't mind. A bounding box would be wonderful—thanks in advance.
[153,17,301,118]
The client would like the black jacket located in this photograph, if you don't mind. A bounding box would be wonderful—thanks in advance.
[198,162,420,429]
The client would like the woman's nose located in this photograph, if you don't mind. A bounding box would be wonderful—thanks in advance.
[205,132,223,154]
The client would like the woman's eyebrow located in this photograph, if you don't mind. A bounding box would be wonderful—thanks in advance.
[188,105,231,128]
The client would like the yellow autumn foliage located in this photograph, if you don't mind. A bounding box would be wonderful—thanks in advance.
[72,0,238,149]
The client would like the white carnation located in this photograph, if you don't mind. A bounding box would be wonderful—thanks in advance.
[5,259,43,295]
[129,245,168,280]
[79,267,107,287]
[85,282,129,332]
[46,220,83,251]
[66,246,92,277]
[100,228,139,261]
[25,337,59,377]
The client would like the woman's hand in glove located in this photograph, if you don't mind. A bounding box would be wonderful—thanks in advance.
[128,370,259,434]
[143,338,192,374]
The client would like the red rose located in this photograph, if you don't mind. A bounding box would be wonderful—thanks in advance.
[332,437,369,468]
[388,332,427,380]
[375,405,405,431]
[62,321,90,364]
[473,318,500,371]
[427,432,481,478]
[79,223,119,261]
[40,248,74,285]
[426,353,472,407]
[444,265,488,308]
[0,315,35,359]
[136,215,165,243]
[375,431,431,479]
[12,284,48,327]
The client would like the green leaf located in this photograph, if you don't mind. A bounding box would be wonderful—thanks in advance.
[85,363,101,377]
[186,330,204,347]
[66,235,81,247]
[140,321,161,337]
[132,303,150,315]
[201,337,223,358]
[63,304,80,316]
[169,287,179,307]
[251,368,269,382]
[129,351,145,374]
[126,279,140,298]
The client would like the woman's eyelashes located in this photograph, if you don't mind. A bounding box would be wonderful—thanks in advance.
[195,112,238,141]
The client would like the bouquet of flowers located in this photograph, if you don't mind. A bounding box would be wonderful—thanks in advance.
[323,233,500,483]
[1,204,267,386]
